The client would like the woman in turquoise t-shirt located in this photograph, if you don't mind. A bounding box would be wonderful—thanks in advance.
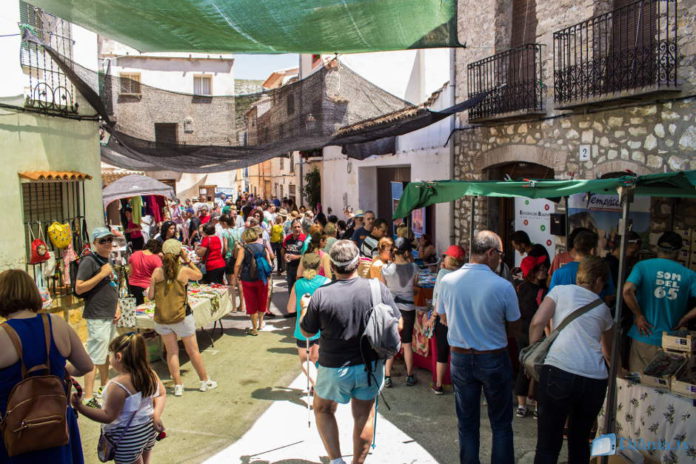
[287,252,330,387]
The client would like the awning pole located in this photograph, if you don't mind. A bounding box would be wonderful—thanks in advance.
[564,196,570,241]
[468,196,476,256]
[601,185,634,462]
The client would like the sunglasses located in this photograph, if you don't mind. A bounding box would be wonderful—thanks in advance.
[98,237,114,244]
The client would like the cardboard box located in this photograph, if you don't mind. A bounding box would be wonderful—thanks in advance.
[640,351,686,391]
[662,330,696,353]
[671,357,696,399]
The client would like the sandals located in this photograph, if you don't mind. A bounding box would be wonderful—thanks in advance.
[246,328,259,336]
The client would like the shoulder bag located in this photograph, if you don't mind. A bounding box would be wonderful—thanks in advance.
[519,298,603,382]
[97,409,137,462]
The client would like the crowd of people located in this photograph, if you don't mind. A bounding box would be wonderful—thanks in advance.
[2,189,695,464]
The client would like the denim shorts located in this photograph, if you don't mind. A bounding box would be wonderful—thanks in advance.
[315,360,384,404]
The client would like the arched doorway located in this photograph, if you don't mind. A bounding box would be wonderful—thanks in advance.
[484,161,555,268]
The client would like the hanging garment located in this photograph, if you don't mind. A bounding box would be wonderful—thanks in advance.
[130,196,143,224]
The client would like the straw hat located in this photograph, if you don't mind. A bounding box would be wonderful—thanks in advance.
[162,239,182,255]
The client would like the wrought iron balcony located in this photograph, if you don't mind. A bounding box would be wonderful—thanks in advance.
[553,0,679,108]
[467,44,545,122]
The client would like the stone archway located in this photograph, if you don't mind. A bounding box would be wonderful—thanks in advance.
[589,160,654,177]
[474,144,568,174]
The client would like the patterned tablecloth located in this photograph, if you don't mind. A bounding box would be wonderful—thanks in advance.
[598,377,696,463]
[135,283,232,330]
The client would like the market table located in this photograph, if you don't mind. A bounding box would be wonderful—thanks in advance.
[598,377,696,462]
[134,283,232,344]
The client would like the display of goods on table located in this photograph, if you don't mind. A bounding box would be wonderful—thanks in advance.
[662,329,696,353]
[671,355,696,399]
[135,283,228,323]
[641,350,686,390]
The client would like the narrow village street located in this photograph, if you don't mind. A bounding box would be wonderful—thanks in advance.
[76,277,559,464]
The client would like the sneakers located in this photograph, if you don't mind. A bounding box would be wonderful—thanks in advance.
[406,375,417,387]
[173,384,184,397]
[431,384,444,395]
[384,376,392,388]
[533,409,539,419]
[516,406,528,418]
[199,379,218,392]
[84,397,101,408]
[94,386,104,399]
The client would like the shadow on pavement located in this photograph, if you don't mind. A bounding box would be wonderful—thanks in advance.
[267,347,298,355]
[240,457,327,464]
[251,386,308,408]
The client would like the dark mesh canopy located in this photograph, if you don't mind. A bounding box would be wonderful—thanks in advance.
[22,30,485,172]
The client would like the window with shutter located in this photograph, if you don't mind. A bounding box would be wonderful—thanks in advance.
[119,72,141,95]
[155,123,178,148]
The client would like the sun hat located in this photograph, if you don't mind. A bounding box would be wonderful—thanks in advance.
[353,209,365,218]
[162,239,183,255]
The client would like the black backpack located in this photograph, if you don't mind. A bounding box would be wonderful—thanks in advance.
[71,254,109,299]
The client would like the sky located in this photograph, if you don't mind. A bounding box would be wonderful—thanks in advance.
[233,54,299,80]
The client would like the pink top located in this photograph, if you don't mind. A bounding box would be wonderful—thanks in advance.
[128,251,162,289]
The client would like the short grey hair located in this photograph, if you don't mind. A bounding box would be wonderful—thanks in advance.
[470,231,502,256]
[329,240,360,274]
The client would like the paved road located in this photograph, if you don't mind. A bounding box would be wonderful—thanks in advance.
[77,276,564,463]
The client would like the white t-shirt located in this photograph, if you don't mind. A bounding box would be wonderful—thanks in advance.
[381,262,418,311]
[544,285,613,379]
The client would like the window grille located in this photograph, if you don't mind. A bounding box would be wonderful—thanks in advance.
[22,180,86,264]
[19,1,77,113]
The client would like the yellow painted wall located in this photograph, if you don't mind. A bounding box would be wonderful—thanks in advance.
[0,107,102,271]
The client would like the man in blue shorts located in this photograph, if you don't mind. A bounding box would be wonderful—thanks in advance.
[301,240,400,464]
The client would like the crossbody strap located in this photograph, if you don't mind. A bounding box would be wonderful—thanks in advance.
[552,298,603,335]
[368,279,382,307]
[0,314,53,378]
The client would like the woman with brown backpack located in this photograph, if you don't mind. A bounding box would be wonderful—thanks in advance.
[0,269,94,463]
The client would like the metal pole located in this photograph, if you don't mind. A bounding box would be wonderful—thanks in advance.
[601,186,633,456]
[468,196,476,256]
[564,196,570,243]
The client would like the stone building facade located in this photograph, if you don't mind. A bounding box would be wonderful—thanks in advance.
[453,0,696,256]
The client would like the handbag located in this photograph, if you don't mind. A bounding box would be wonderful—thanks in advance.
[47,222,72,249]
[29,223,51,264]
[97,410,137,462]
[117,270,137,329]
[519,298,603,382]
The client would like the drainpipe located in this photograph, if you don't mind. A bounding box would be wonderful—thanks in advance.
[449,47,457,245]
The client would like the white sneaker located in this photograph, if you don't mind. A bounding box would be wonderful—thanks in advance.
[199,379,218,392]
[173,384,184,397]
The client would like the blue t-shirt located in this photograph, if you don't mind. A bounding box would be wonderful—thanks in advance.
[294,275,330,341]
[626,258,696,346]
[548,261,616,299]
[436,263,521,351]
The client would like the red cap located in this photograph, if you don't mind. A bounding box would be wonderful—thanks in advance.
[444,245,466,261]
[520,255,547,278]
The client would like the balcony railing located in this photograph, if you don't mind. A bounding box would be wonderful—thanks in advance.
[20,3,77,114]
[467,44,545,122]
[553,0,678,107]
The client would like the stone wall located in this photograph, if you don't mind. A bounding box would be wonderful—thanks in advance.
[452,0,696,249]
[452,98,696,247]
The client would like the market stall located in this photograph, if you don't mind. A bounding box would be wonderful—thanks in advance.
[133,283,232,344]
[393,170,696,440]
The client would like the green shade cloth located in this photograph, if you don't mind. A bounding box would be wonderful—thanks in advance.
[393,170,696,219]
[28,0,460,53]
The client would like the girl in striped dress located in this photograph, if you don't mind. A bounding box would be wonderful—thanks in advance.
[73,333,166,464]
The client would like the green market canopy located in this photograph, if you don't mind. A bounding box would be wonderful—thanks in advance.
[27,0,460,54]
[393,171,696,219]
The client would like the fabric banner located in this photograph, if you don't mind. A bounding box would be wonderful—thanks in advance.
[568,193,651,256]
[29,0,460,54]
[513,198,556,266]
